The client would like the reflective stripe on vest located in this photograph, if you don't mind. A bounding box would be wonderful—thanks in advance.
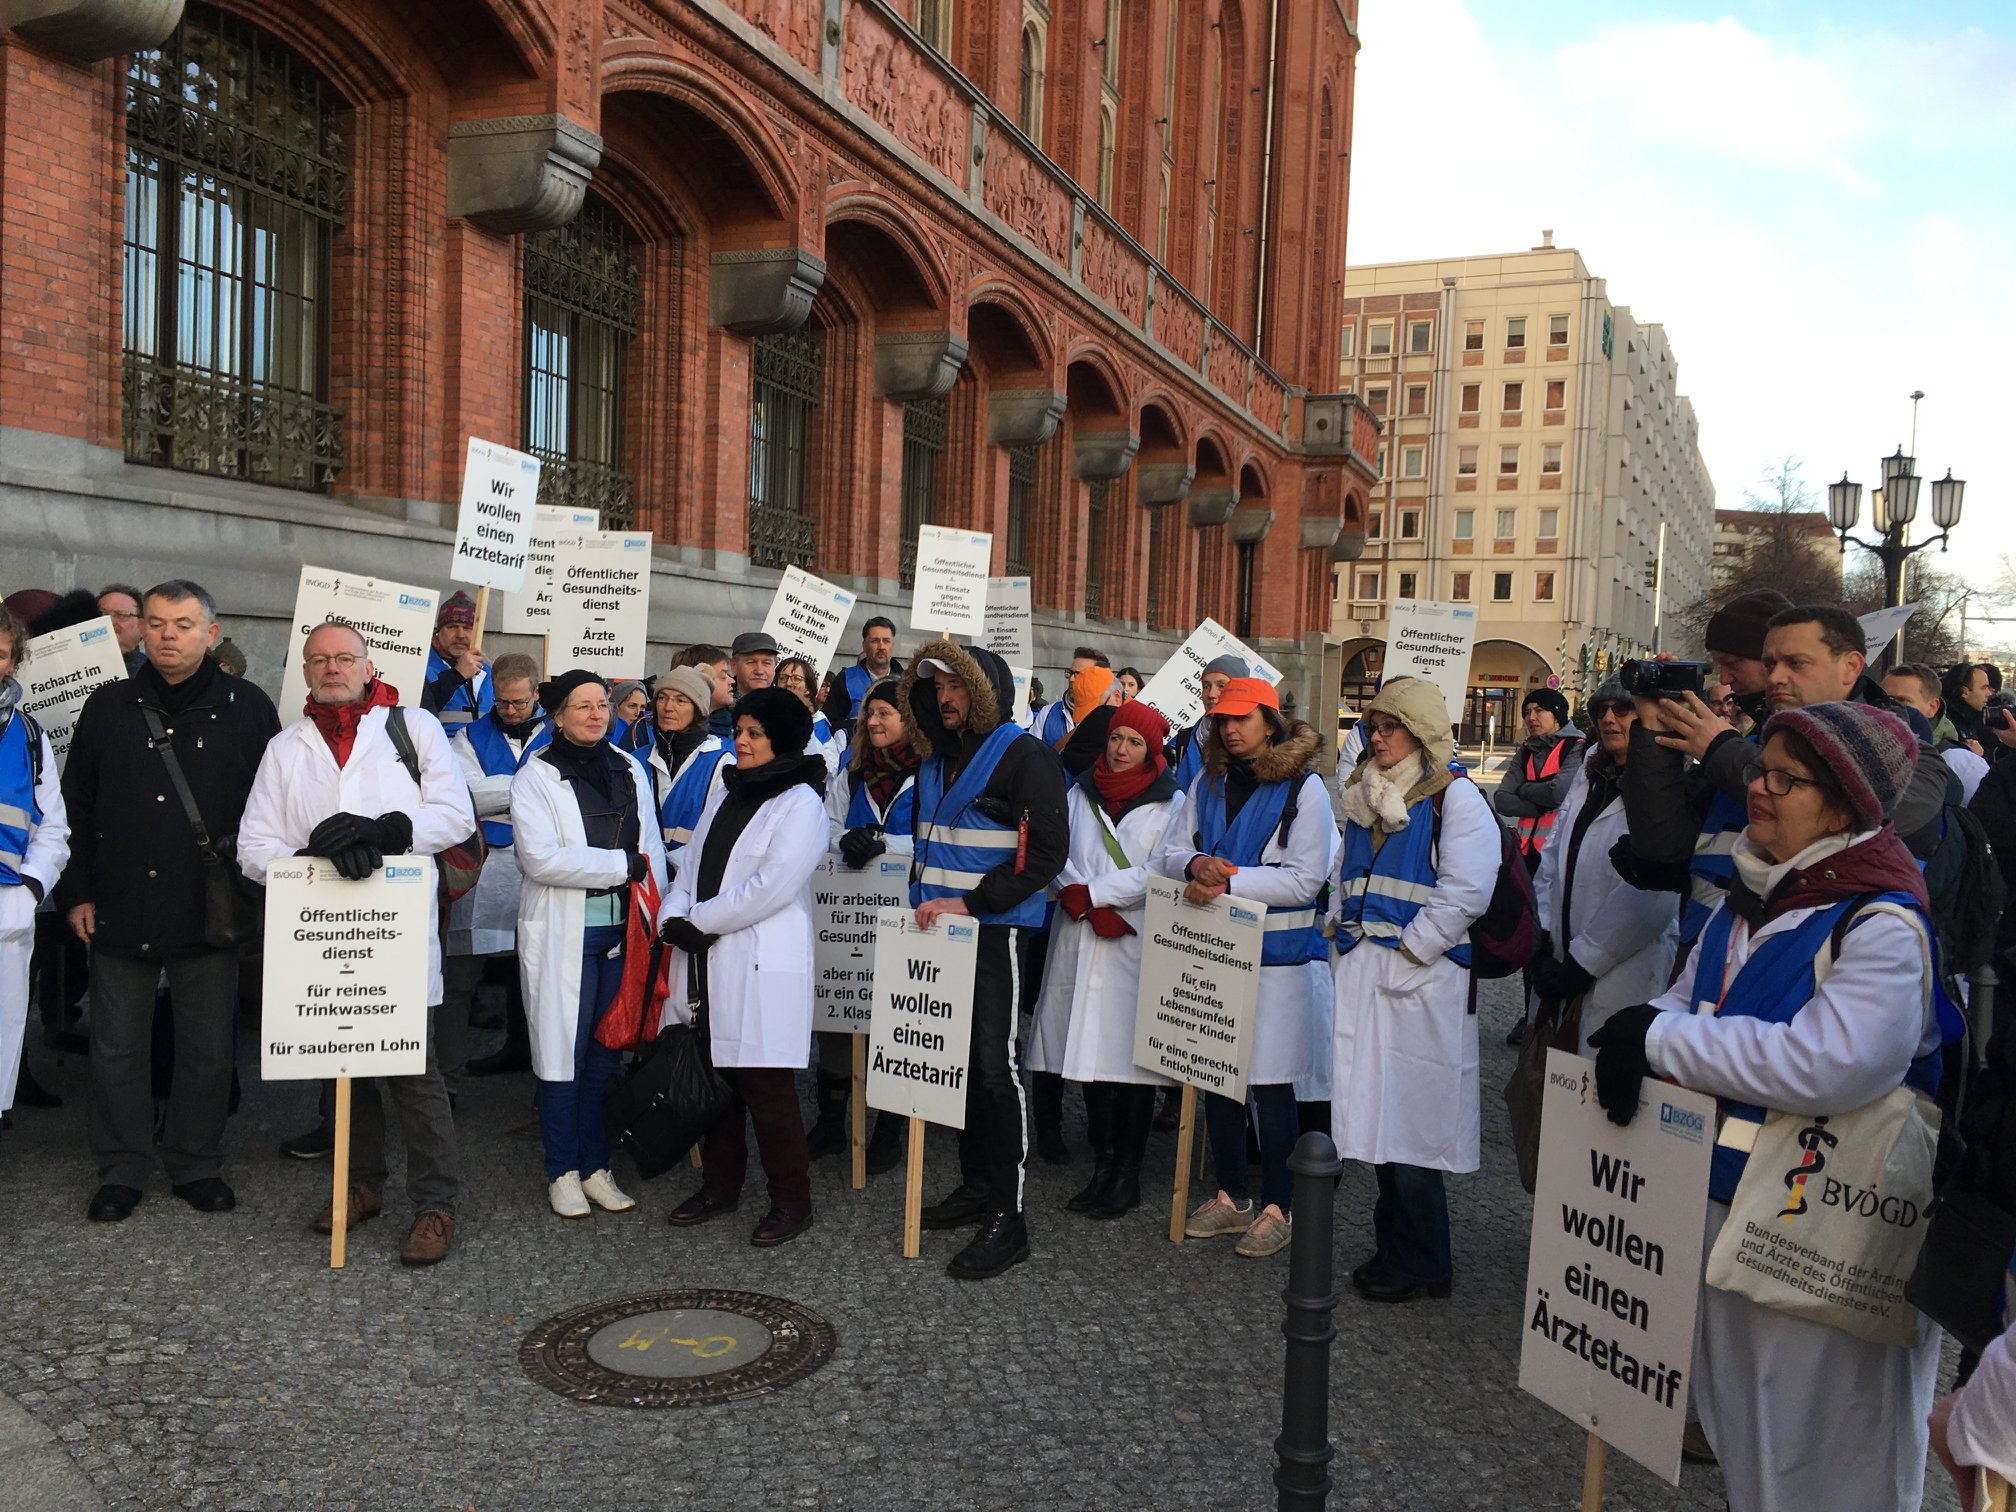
[463,716,545,848]
[1334,791,1471,967]
[426,647,491,727]
[660,744,731,853]
[1690,891,1937,1202]
[0,716,40,884]
[1191,769,1326,966]
[1680,756,1756,943]
[911,722,1044,928]
[846,773,914,838]
[1513,739,1572,858]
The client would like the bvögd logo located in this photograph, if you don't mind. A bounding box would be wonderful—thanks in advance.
[384,865,425,883]
[398,593,428,608]
[80,625,109,643]
[1778,1115,1836,1220]
[1229,904,1259,924]
[1659,1102,1705,1143]
[1818,1178,1920,1229]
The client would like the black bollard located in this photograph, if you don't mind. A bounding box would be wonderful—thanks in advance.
[1274,1130,1344,1510]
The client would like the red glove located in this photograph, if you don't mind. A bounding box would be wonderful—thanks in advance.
[1087,906,1136,939]
[1057,883,1094,921]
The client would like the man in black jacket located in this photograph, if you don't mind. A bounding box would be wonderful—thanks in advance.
[57,580,279,1222]
[900,638,1068,1279]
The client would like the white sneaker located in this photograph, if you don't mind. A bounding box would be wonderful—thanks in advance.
[548,1171,590,1219]
[580,1169,637,1213]
[1184,1190,1255,1239]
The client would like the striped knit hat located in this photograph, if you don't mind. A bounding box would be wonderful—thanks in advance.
[1760,701,1917,831]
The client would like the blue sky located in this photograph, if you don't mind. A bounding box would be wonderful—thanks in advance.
[1346,1,2016,597]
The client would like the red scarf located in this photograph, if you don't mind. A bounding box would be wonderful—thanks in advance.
[858,738,919,813]
[304,679,400,767]
[1091,749,1165,819]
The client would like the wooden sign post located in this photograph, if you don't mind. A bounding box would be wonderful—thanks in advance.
[328,1078,353,1269]
[1167,1083,1198,1244]
[850,1034,869,1192]
[902,1117,926,1260]
[1979,1469,2011,1512]
[1580,1434,1607,1512]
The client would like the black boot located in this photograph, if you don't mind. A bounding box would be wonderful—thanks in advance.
[805,1072,850,1161]
[1067,1084,1116,1213]
[1093,1085,1154,1220]
[1032,1070,1069,1165]
[468,992,532,1076]
[13,1065,60,1108]
[865,1111,904,1176]
[947,1211,1031,1279]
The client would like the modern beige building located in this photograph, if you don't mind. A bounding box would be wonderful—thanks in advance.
[1331,239,1714,737]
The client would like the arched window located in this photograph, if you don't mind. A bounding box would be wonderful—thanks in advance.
[1157,163,1172,262]
[1006,443,1039,578]
[1202,35,1224,307]
[749,329,823,570]
[1103,0,1123,85]
[1017,17,1045,140]
[523,197,642,528]
[898,396,947,588]
[916,0,953,53]
[1097,104,1117,210]
[123,5,348,490]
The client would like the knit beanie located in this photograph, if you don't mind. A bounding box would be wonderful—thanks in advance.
[1070,666,1117,724]
[1202,653,1250,680]
[733,685,813,755]
[1705,588,1794,661]
[436,590,478,628]
[1584,676,1631,716]
[538,669,607,715]
[1109,698,1171,751]
[862,677,904,713]
[609,678,647,711]
[661,665,714,720]
[1521,687,1571,726]
[1760,701,1917,831]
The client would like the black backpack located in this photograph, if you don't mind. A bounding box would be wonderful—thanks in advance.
[1429,777,1540,981]
[1921,803,2004,978]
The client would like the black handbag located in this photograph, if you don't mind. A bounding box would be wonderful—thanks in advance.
[142,707,263,950]
[602,951,734,1179]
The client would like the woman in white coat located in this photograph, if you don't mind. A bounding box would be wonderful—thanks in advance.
[1330,676,1497,1303]
[0,605,69,1128]
[1529,679,1677,1051]
[1590,703,1948,1512]
[511,671,668,1220]
[1034,699,1183,1220]
[1150,678,1339,1260]
[657,687,828,1247]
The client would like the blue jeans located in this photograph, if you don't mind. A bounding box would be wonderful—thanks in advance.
[1372,1162,1451,1284]
[534,924,626,1181]
[1203,1083,1299,1213]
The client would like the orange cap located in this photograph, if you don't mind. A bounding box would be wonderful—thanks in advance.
[1209,677,1279,718]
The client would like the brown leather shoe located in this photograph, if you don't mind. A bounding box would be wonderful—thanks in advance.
[400,1211,455,1266]
[310,1185,382,1234]
[750,1207,813,1247]
[666,1189,739,1228]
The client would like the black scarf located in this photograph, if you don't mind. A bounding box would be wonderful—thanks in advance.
[139,654,220,716]
[656,722,708,779]
[1222,756,1258,825]
[540,734,624,803]
[694,753,828,905]
[490,707,542,744]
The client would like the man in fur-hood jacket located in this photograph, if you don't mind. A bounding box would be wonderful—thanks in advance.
[899,638,1069,1280]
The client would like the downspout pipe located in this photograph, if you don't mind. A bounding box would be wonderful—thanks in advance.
[1252,0,1283,356]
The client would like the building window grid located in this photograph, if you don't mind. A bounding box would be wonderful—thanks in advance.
[1495,507,1517,539]
[1505,316,1526,349]
[1451,570,1472,601]
[1459,383,1480,414]
[1464,319,1484,351]
[1367,321,1392,355]
[1453,508,1474,539]
[1005,443,1038,578]
[1502,381,1522,413]
[1456,447,1478,478]
[916,0,953,51]
[1407,320,1432,354]
[1535,570,1556,602]
[1084,478,1109,618]
[1548,313,1570,346]
[748,328,823,570]
[523,198,644,528]
[1541,444,1563,476]
[898,396,947,588]
[122,7,349,490]
[1400,449,1424,482]
[1492,571,1514,602]
[1404,383,1428,416]
[1018,17,1046,139]
[1399,506,1421,537]
[1499,446,1520,477]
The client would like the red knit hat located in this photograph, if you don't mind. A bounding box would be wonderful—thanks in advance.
[1109,698,1170,750]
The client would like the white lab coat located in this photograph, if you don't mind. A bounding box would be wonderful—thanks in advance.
[656,780,826,1069]
[1646,901,1943,1512]
[1328,775,1497,1171]
[0,721,67,1114]
[445,725,534,957]
[1030,783,1185,1085]
[510,752,668,1083]
[1531,750,1678,1050]
[1150,769,1340,1087]
[1950,1288,2016,1483]
[238,705,476,1008]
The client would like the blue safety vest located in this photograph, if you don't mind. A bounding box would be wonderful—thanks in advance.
[1333,789,1471,968]
[1037,700,1072,747]
[659,739,733,855]
[847,772,915,839]
[1689,891,1946,1202]
[911,722,1045,927]
[843,663,876,720]
[460,716,547,848]
[1680,733,1761,943]
[425,647,492,728]
[0,713,41,887]
[1190,770,1327,966]
[1172,723,1206,794]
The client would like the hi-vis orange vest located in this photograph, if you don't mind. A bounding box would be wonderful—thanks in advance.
[1513,739,1572,859]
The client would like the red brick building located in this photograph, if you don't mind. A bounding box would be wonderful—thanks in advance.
[0,0,1376,704]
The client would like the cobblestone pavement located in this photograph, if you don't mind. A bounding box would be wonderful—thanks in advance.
[0,979,1965,1512]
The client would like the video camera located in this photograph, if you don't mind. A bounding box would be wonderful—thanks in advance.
[1617,658,1712,700]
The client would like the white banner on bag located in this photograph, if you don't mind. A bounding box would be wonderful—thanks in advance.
[288,568,436,723]
[502,506,599,635]
[908,525,992,639]
[261,856,435,1080]
[1518,1050,1713,1487]
[1131,877,1263,1100]
[982,576,1034,666]
[1134,618,1283,732]
[865,909,978,1127]
[547,530,652,677]
[21,615,125,768]
[1383,598,1478,721]
[762,566,857,681]
[812,854,913,1031]
[449,438,542,591]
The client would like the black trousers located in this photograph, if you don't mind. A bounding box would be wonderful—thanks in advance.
[956,924,1029,1216]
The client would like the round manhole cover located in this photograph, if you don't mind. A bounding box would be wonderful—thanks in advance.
[520,1290,835,1408]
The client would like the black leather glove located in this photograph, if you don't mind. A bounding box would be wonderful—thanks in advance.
[1587,1005,1659,1126]
[373,812,413,855]
[1607,834,1693,896]
[839,825,886,869]
[306,812,374,857]
[658,915,714,954]
[1534,950,1596,1003]
[627,852,649,884]
[328,841,383,882]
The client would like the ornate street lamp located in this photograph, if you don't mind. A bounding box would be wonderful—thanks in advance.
[1829,423,1967,670]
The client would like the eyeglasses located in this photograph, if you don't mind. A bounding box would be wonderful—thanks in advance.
[495,697,536,713]
[105,610,140,622]
[1741,762,1824,797]
[1365,718,1407,738]
[304,653,363,671]
[1588,701,1633,721]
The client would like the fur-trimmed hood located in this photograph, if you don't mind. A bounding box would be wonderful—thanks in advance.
[1200,717,1321,783]
[900,638,1012,756]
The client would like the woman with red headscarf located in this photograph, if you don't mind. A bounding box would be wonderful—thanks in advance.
[1029,700,1185,1219]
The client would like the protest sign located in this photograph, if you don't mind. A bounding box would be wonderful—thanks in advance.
[1007,666,1033,730]
[288,568,436,722]
[812,853,913,1031]
[762,565,857,681]
[1133,876,1264,1101]
[449,438,542,592]
[502,506,599,635]
[261,856,435,1080]
[1857,603,1918,660]
[1519,1050,1713,1488]
[547,529,652,677]
[982,576,1034,666]
[866,909,978,1127]
[20,616,125,768]
[1383,598,1477,720]
[1134,618,1284,740]
[908,524,992,638]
